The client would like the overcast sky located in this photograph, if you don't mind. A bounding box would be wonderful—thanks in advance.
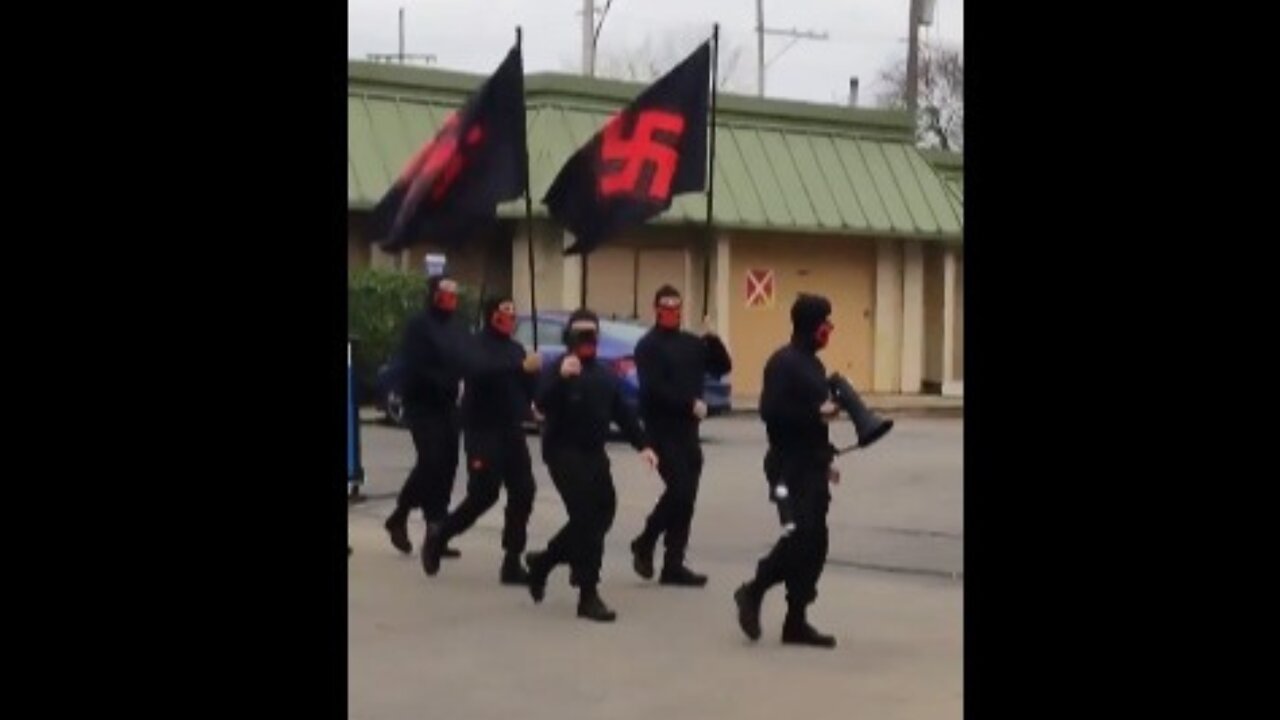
[348,0,963,106]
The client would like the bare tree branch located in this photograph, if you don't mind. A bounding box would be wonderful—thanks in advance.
[875,43,964,151]
[594,32,752,94]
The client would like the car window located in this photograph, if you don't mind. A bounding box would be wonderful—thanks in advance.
[599,319,647,345]
[516,319,563,348]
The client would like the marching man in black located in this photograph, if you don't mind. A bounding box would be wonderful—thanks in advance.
[734,293,843,649]
[384,274,466,560]
[523,309,659,622]
[630,285,732,587]
[421,295,543,584]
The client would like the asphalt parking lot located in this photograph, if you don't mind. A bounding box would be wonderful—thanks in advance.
[349,415,962,720]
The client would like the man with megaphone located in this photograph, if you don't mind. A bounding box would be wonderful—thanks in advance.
[732,292,892,649]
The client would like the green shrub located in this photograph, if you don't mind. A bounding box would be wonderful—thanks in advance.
[347,268,478,396]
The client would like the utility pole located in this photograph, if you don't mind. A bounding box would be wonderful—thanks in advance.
[367,7,435,66]
[905,0,936,114]
[755,0,828,98]
[905,0,920,113]
[756,0,765,97]
[582,0,596,76]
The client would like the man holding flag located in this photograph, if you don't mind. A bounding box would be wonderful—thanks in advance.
[372,41,530,558]
[540,35,724,591]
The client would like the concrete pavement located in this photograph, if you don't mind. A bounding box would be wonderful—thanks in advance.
[349,416,963,720]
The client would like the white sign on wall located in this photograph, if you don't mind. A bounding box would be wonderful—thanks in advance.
[424,253,447,277]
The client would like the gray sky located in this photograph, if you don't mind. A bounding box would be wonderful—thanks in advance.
[348,0,963,106]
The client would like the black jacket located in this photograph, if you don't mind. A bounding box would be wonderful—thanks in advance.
[759,337,832,464]
[460,327,535,434]
[399,308,468,413]
[535,355,648,460]
[635,328,731,435]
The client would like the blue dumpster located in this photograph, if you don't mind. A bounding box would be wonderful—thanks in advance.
[347,338,364,497]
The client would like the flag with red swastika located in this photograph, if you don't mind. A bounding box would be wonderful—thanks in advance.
[543,41,711,256]
[372,45,527,252]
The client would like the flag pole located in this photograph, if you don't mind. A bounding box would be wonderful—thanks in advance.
[701,24,720,327]
[517,26,540,350]
[476,239,490,330]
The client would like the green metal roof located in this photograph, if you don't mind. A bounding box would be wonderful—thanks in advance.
[349,61,962,241]
[922,149,963,217]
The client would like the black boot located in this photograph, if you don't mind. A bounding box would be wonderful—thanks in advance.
[782,606,837,649]
[422,515,461,559]
[630,537,655,580]
[577,587,617,623]
[384,511,412,555]
[524,551,549,603]
[733,583,763,641]
[659,564,708,588]
[420,523,446,576]
[500,553,531,586]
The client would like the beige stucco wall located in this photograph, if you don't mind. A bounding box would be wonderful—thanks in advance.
[953,252,964,381]
[399,226,509,298]
[873,238,903,393]
[900,241,925,393]
[511,223,703,322]
[346,211,500,289]
[584,245,637,319]
[511,221,567,316]
[728,231,877,397]
[923,245,945,387]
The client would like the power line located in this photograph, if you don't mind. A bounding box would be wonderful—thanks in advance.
[755,0,829,98]
[369,7,436,67]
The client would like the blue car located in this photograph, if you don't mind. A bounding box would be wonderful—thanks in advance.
[374,312,732,427]
[512,312,731,422]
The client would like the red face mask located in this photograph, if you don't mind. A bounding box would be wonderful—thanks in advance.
[434,290,458,312]
[815,320,834,350]
[492,312,516,336]
[491,304,516,336]
[655,299,682,330]
[574,342,597,360]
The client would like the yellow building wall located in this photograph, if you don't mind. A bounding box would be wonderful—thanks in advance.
[728,232,877,398]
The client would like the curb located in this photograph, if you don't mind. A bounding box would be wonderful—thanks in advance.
[361,406,963,422]
[724,405,963,419]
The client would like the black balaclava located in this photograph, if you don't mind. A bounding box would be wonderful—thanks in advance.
[426,274,458,320]
[563,308,600,362]
[790,293,833,354]
[482,295,517,338]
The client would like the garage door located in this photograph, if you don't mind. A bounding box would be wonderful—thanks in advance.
[729,235,876,398]
[636,249,688,325]
[584,245,636,320]
[583,245,689,323]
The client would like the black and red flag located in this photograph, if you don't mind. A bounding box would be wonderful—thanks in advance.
[543,41,711,255]
[372,46,527,251]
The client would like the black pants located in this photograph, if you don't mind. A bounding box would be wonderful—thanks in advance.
[752,450,831,608]
[439,428,535,555]
[541,448,616,589]
[637,430,703,566]
[393,408,460,524]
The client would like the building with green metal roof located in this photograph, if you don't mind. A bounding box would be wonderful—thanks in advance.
[348,61,963,398]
